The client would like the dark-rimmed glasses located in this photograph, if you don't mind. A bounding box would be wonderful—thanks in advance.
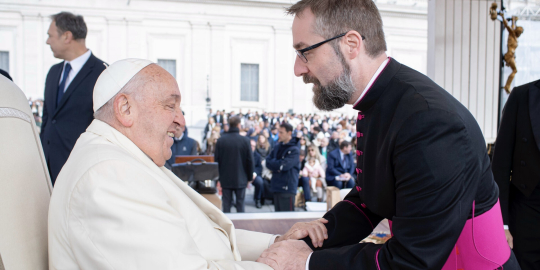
[296,32,365,63]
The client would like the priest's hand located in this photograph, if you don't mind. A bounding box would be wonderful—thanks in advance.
[257,240,312,270]
[274,218,328,248]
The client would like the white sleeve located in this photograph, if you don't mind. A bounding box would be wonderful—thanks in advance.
[68,161,270,270]
[234,229,274,261]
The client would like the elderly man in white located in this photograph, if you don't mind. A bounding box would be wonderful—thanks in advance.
[48,59,328,270]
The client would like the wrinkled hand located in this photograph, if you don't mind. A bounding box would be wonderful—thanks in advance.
[505,229,513,249]
[275,218,328,248]
[257,240,312,270]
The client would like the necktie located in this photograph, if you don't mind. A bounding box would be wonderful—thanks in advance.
[342,155,347,168]
[57,63,72,106]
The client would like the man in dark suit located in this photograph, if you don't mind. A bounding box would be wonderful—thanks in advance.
[258,1,518,269]
[327,131,339,153]
[213,110,224,126]
[40,12,106,185]
[251,140,265,209]
[325,141,355,189]
[214,116,253,213]
[492,79,540,270]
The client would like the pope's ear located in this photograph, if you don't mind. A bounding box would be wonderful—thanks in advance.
[114,93,134,127]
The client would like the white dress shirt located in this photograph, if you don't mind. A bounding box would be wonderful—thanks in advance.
[352,57,390,107]
[58,49,92,92]
[305,57,390,270]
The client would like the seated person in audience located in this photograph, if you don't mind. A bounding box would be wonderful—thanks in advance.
[298,150,311,206]
[256,133,272,158]
[307,144,326,171]
[205,126,221,155]
[325,141,355,189]
[48,59,327,269]
[301,156,326,202]
[327,131,340,153]
[251,140,265,209]
[165,114,198,169]
[318,137,329,159]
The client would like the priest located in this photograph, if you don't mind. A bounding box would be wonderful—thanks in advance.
[48,58,327,269]
[257,1,520,269]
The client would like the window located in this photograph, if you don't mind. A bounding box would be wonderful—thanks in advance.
[157,59,176,79]
[0,51,9,73]
[241,63,259,102]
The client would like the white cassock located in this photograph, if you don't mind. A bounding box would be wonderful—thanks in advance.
[48,120,273,270]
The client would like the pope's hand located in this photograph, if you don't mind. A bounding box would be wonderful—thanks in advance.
[257,240,312,270]
[275,218,328,248]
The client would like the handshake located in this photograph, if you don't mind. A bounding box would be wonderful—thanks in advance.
[256,218,328,270]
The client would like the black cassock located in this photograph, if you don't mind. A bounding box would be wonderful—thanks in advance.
[303,58,520,270]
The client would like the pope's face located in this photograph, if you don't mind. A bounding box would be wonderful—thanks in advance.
[133,65,184,167]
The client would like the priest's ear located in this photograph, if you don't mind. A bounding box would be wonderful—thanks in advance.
[114,93,135,127]
[342,30,363,60]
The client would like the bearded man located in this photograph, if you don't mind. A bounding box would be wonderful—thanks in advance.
[48,59,327,269]
[257,1,520,269]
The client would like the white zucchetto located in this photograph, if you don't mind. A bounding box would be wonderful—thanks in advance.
[93,58,153,112]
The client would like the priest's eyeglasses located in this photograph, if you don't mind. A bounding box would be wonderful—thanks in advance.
[295,32,365,63]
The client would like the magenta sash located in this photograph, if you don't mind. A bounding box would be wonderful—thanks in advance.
[387,200,510,269]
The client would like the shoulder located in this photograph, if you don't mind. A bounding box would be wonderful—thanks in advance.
[509,80,537,101]
[286,145,299,154]
[396,109,469,149]
[46,62,64,77]
[88,54,107,73]
[185,136,197,144]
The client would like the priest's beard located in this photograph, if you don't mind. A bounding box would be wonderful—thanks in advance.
[304,56,356,111]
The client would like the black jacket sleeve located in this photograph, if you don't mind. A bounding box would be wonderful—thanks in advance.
[491,88,519,225]
[308,110,480,270]
[245,139,254,181]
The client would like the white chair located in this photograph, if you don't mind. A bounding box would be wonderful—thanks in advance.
[0,75,52,270]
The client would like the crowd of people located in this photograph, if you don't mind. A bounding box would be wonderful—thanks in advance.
[170,109,361,212]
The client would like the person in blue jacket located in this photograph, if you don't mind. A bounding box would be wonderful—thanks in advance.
[265,122,300,211]
[251,139,265,209]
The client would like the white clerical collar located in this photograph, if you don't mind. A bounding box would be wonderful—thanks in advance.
[353,57,390,106]
[64,49,92,74]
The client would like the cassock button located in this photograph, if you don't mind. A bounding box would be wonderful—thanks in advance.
[521,161,526,166]
[356,186,362,192]
[361,203,367,208]
[522,137,528,143]
[357,114,365,120]
[520,184,527,189]
[356,150,363,156]
[357,132,364,138]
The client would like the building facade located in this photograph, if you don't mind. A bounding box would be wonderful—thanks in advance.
[0,0,428,130]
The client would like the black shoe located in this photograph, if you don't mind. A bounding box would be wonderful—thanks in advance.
[255,200,262,208]
[261,198,265,205]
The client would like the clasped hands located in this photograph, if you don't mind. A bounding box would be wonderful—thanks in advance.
[256,218,328,270]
